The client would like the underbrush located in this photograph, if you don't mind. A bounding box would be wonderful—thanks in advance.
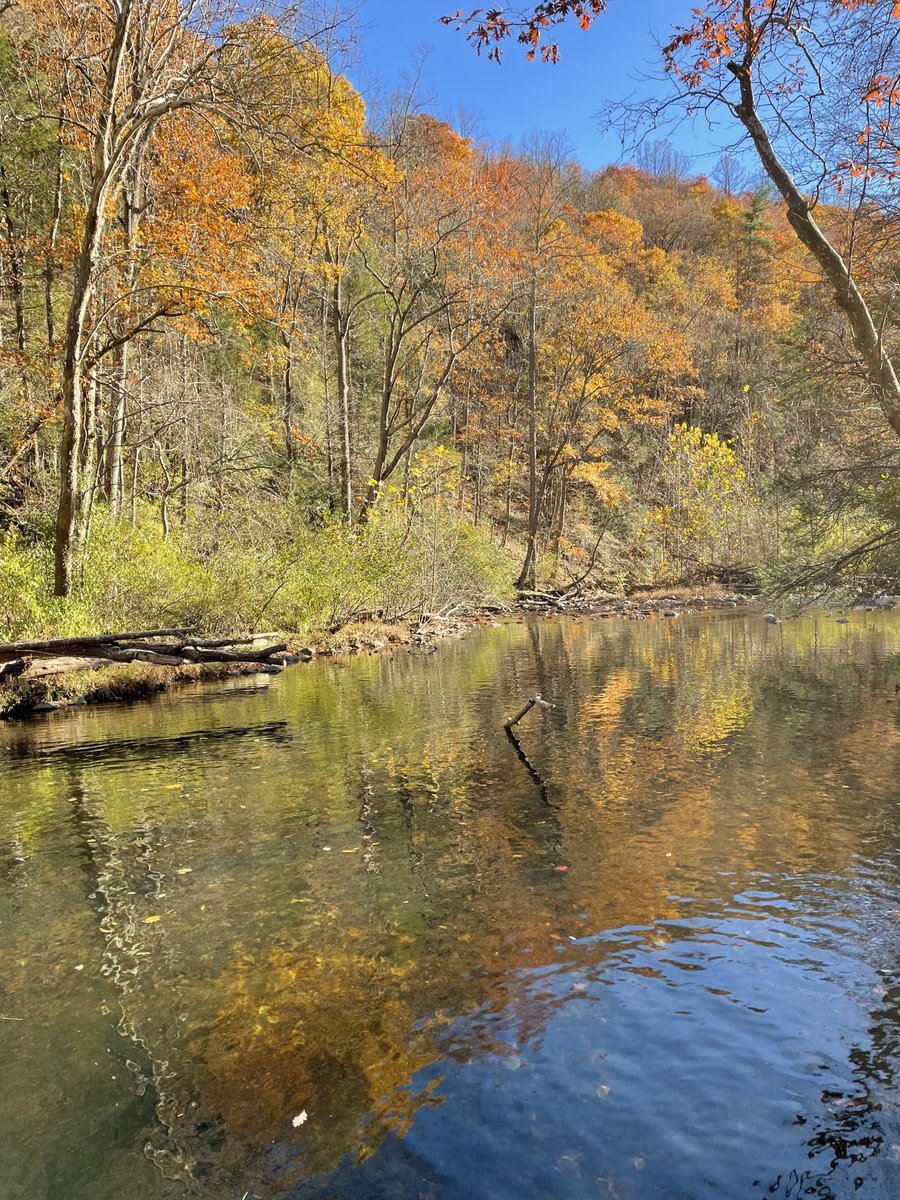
[0,501,517,642]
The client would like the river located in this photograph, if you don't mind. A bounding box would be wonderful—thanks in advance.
[1,609,899,1200]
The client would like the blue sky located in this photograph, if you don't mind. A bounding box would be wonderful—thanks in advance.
[346,1,741,172]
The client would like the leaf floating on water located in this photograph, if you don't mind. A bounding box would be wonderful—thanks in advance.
[143,915,161,924]
[292,1110,308,1127]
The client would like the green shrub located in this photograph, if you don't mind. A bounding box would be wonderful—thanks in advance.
[0,492,516,643]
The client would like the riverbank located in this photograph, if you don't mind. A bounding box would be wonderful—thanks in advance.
[0,589,755,720]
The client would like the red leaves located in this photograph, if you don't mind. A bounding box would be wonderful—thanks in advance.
[864,74,900,106]
[440,2,606,62]
[444,0,900,69]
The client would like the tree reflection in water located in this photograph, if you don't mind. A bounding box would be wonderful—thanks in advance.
[0,611,898,1200]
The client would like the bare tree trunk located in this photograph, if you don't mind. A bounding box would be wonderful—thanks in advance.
[179,453,188,524]
[728,57,900,439]
[517,276,539,590]
[158,446,171,541]
[104,141,148,510]
[56,358,84,595]
[45,123,64,352]
[54,1,132,596]
[79,368,98,475]
[281,330,295,463]
[105,343,128,510]
[130,443,141,525]
[331,277,353,517]
[502,429,515,546]
[360,314,399,518]
[0,163,26,354]
[554,470,569,580]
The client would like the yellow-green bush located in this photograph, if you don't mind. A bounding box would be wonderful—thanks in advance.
[0,496,516,642]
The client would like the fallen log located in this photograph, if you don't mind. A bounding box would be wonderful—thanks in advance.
[0,628,288,674]
[22,656,115,680]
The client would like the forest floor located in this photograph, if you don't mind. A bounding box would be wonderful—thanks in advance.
[0,588,754,720]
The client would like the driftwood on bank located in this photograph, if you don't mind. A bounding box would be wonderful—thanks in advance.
[0,627,288,677]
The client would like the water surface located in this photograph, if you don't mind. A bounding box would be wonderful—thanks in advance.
[1,610,899,1200]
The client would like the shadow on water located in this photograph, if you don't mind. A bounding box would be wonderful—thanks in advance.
[504,724,556,807]
[1,718,293,769]
[1,611,899,1200]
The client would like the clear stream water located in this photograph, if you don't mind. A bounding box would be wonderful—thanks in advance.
[1,610,899,1200]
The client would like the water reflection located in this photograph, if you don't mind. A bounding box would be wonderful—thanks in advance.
[1,611,899,1199]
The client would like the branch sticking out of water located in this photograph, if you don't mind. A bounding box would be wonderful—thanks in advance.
[503,693,558,807]
[503,693,555,729]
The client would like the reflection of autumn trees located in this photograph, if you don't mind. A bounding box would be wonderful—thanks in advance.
[1,613,899,1193]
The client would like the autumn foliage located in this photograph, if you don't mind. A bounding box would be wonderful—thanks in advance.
[0,0,899,627]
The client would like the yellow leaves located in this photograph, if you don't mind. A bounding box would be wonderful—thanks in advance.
[572,459,626,509]
[580,208,644,250]
[645,422,755,570]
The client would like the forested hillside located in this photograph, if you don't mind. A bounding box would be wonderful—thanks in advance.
[1,0,898,641]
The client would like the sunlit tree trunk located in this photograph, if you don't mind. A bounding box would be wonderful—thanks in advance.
[45,119,64,352]
[329,274,353,517]
[54,0,132,595]
[517,274,539,590]
[727,54,900,441]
